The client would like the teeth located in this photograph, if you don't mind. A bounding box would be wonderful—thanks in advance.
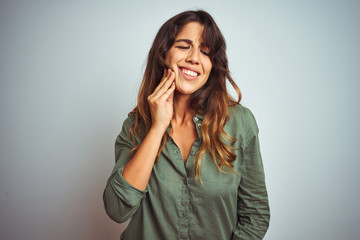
[182,68,198,77]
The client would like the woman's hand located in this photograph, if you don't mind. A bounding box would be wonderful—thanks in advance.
[147,69,176,132]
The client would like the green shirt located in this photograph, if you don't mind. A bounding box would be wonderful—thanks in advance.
[103,105,270,240]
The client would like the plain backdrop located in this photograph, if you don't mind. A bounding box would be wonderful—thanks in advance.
[1,0,359,239]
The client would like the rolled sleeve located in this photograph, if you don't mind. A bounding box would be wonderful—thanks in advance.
[104,165,148,223]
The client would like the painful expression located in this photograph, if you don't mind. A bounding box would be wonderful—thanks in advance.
[165,22,213,95]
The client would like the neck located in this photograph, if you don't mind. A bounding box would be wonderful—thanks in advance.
[173,92,194,124]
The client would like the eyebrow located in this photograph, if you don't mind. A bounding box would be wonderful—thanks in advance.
[174,39,209,48]
[175,39,193,44]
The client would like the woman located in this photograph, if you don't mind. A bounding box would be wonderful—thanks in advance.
[103,10,270,240]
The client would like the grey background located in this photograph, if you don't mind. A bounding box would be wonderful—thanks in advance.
[1,0,359,239]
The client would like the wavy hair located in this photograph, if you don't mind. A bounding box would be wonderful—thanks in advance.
[129,10,242,184]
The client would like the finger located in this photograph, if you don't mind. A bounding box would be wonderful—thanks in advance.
[157,69,172,91]
[150,69,171,98]
[152,72,175,100]
[167,89,175,104]
[150,70,173,99]
[159,81,175,102]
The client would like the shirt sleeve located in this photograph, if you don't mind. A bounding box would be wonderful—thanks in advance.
[103,114,148,223]
[232,107,270,239]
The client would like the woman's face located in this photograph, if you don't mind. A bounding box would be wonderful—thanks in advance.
[165,22,212,95]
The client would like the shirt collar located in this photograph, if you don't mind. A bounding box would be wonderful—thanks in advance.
[165,112,204,135]
[194,112,204,120]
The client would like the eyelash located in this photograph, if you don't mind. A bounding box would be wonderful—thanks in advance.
[176,46,189,50]
[176,46,210,56]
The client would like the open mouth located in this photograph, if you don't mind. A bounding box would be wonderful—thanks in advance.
[180,67,199,77]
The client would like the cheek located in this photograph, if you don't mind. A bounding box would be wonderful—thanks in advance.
[164,54,170,67]
[205,62,213,75]
[164,49,178,67]
[164,50,174,67]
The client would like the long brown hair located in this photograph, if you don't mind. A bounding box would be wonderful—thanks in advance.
[129,10,242,183]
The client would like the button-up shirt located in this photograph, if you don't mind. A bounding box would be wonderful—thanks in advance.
[103,105,270,240]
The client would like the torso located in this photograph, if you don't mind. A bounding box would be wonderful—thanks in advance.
[170,122,197,163]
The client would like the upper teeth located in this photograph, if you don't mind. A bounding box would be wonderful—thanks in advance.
[182,68,198,77]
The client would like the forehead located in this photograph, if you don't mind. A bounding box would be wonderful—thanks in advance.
[175,22,205,43]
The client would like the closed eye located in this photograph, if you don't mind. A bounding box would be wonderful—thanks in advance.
[176,46,210,56]
[176,46,190,50]
[201,50,209,56]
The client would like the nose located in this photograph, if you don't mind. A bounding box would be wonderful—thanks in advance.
[186,48,200,65]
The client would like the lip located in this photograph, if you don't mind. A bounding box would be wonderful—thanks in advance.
[179,67,201,80]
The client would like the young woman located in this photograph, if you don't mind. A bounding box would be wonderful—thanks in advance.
[103,10,270,240]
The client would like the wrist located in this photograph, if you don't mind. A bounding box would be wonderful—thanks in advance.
[148,125,168,138]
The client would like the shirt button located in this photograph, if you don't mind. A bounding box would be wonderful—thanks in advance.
[194,116,199,122]
[196,123,201,128]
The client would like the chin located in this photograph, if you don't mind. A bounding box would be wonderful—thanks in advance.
[175,84,197,95]
[175,88,193,95]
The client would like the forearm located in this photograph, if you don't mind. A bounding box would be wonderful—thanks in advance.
[122,126,165,191]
